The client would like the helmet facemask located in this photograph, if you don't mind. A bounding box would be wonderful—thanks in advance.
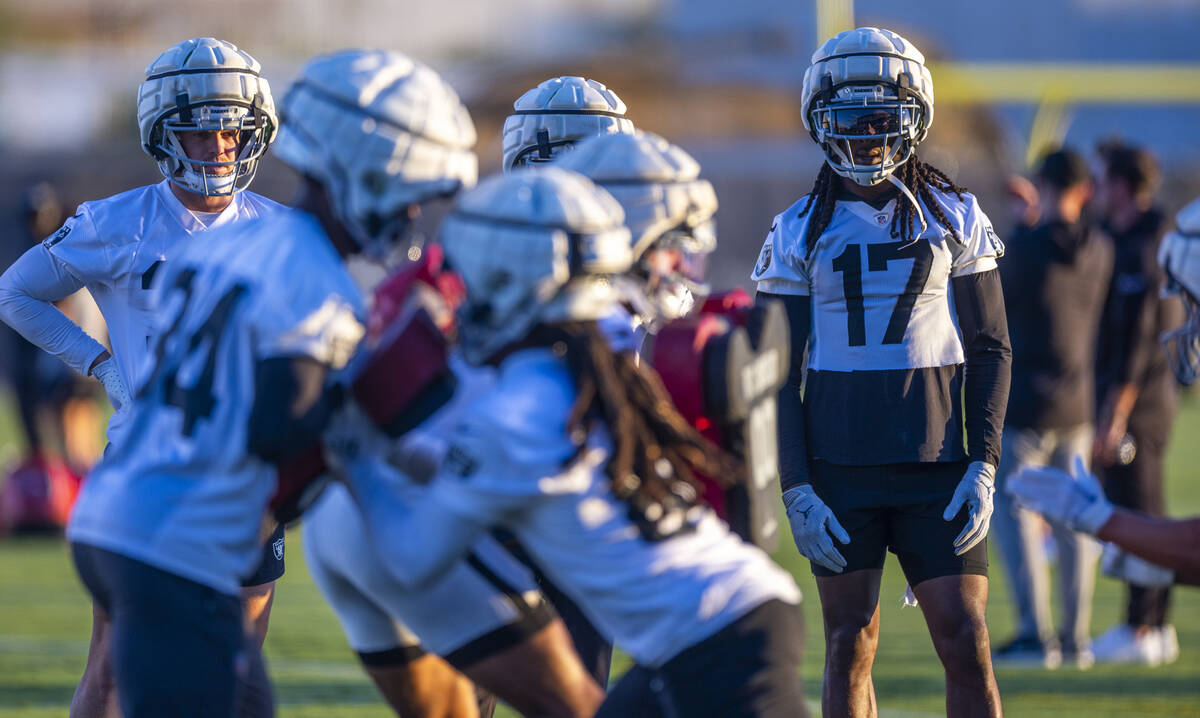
[810,80,926,187]
[152,99,274,197]
[630,218,716,329]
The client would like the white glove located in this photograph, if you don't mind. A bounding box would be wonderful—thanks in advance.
[782,484,851,573]
[1101,543,1174,588]
[91,357,132,411]
[943,461,996,556]
[1006,456,1114,535]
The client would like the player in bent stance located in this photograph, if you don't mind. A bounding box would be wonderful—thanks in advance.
[752,27,1010,717]
[292,69,605,718]
[64,48,480,717]
[330,167,807,718]
[1008,195,1200,587]
[0,37,285,718]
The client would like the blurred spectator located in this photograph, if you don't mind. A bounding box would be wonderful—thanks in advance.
[0,183,94,532]
[992,148,1112,669]
[1091,140,1182,666]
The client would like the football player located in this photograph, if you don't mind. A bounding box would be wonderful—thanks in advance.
[64,48,474,717]
[0,37,284,718]
[556,130,717,345]
[329,167,808,718]
[751,27,1010,717]
[497,73,637,685]
[1007,196,1200,587]
[501,75,634,171]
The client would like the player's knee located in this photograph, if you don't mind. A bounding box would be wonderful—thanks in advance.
[825,621,879,669]
[935,618,992,682]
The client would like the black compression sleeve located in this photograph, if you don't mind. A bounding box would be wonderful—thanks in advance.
[246,355,341,463]
[755,291,811,491]
[951,269,1012,466]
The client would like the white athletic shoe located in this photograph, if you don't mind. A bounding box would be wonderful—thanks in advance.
[1159,625,1180,665]
[1091,624,1163,666]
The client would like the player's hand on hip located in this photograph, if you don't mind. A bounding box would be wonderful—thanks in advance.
[1006,455,1114,536]
[944,461,996,556]
[91,357,132,411]
[782,484,851,573]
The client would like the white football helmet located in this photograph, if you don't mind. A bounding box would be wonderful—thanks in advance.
[137,38,277,196]
[439,167,633,364]
[273,49,478,259]
[1158,196,1200,384]
[801,27,934,186]
[501,76,635,171]
[556,130,717,325]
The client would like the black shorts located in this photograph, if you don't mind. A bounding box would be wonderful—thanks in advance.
[71,542,257,718]
[808,459,988,585]
[242,524,286,587]
[596,600,808,718]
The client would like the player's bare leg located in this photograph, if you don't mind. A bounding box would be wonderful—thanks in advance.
[364,654,479,718]
[241,582,276,648]
[912,574,1002,718]
[816,569,883,718]
[68,601,120,718]
[464,619,605,718]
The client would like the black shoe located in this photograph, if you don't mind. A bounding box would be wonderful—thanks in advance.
[991,636,1062,669]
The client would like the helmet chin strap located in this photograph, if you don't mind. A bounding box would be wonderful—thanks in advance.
[886,171,928,247]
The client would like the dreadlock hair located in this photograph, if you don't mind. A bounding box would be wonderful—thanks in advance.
[797,155,968,258]
[521,321,746,540]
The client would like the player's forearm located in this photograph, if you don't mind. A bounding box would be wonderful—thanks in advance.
[757,291,811,490]
[0,246,106,376]
[951,270,1012,466]
[1096,510,1200,586]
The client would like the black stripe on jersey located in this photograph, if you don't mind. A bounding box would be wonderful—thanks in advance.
[356,643,427,667]
[465,551,537,617]
[443,600,557,670]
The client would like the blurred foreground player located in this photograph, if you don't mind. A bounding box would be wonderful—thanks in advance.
[291,77,603,717]
[65,48,475,718]
[752,27,1009,717]
[330,167,807,718]
[1008,196,1200,588]
[0,38,284,718]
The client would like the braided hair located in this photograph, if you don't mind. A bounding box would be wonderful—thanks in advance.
[525,322,744,540]
[797,155,967,257]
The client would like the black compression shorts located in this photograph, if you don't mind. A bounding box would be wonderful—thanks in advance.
[808,459,988,584]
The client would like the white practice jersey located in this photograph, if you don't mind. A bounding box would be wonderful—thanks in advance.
[68,211,366,595]
[25,180,286,442]
[427,348,801,667]
[304,354,538,658]
[751,187,1003,465]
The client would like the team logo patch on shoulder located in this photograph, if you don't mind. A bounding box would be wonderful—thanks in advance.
[43,223,72,248]
[272,537,285,561]
[444,445,479,477]
[984,225,1005,256]
[755,243,772,276]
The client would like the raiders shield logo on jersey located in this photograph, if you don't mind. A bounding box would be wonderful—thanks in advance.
[272,536,285,561]
[756,243,772,276]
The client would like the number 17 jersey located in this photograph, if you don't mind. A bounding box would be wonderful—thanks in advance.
[67,212,367,595]
[752,187,1003,465]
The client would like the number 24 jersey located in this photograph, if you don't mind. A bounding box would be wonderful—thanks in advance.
[752,187,1003,465]
[67,212,366,595]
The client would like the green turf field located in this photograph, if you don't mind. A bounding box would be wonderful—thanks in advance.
[1,392,1198,717]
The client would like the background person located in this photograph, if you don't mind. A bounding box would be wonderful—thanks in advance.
[1090,140,1182,666]
[990,148,1112,670]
